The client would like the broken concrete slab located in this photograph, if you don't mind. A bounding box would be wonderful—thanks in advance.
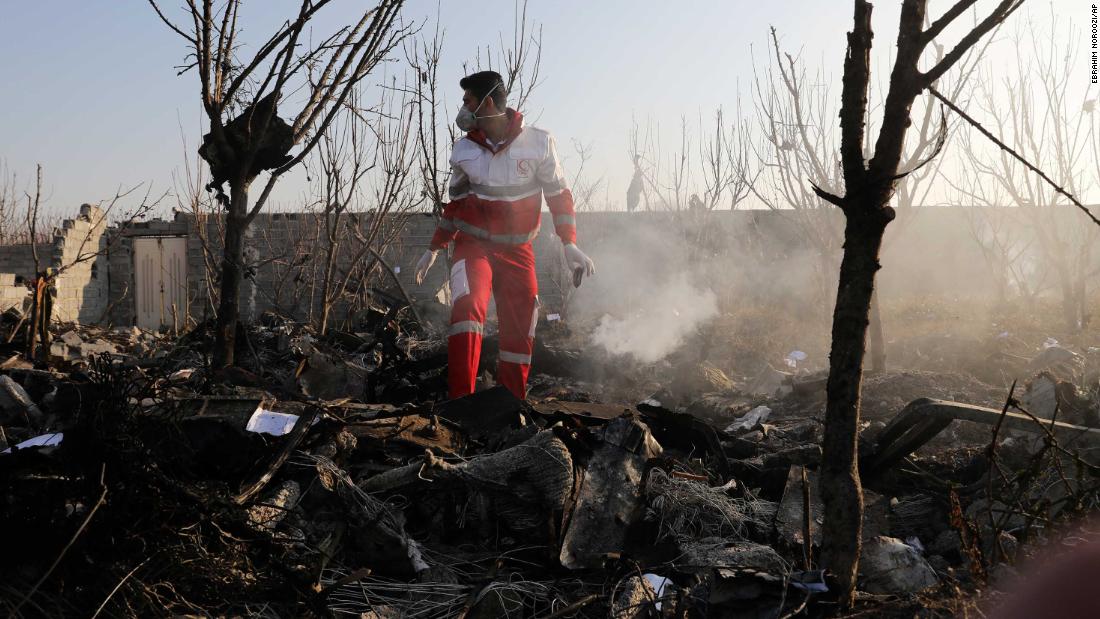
[49,340,71,362]
[560,416,662,569]
[79,339,117,357]
[859,536,938,594]
[58,330,83,348]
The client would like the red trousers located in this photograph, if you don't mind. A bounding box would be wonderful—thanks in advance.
[447,236,538,400]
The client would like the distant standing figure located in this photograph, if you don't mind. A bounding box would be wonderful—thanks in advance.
[627,155,644,212]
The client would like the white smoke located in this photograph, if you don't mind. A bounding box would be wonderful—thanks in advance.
[589,274,718,363]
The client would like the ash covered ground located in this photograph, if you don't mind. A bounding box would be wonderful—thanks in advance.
[3,289,1100,618]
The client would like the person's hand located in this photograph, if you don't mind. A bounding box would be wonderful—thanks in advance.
[564,243,595,276]
[415,249,438,285]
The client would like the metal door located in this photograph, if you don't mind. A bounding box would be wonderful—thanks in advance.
[133,237,187,331]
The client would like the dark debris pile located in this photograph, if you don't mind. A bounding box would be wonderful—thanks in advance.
[4,306,1100,617]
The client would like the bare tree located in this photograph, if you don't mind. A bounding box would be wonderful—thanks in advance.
[567,139,606,212]
[406,17,452,217]
[174,127,225,320]
[628,117,691,212]
[814,0,1024,604]
[315,95,373,334]
[955,17,1096,332]
[464,0,543,113]
[148,0,413,366]
[749,29,846,307]
[865,24,985,372]
[628,106,754,215]
[318,81,422,333]
[0,161,23,245]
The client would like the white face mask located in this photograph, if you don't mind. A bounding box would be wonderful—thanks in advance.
[455,82,506,131]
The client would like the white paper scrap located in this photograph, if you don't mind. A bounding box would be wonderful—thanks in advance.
[2,432,64,454]
[393,266,401,274]
[547,313,561,322]
[246,410,300,436]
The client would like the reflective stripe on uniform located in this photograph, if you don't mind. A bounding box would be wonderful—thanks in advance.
[469,181,540,198]
[553,214,575,227]
[499,350,532,365]
[449,320,484,336]
[439,217,456,231]
[452,218,540,245]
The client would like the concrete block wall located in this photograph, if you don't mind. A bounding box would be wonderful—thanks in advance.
[53,204,109,324]
[0,243,54,313]
[0,244,52,281]
[31,204,1100,329]
[239,211,426,326]
[0,204,109,321]
[0,273,29,313]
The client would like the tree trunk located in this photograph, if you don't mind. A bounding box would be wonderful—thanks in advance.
[319,230,340,335]
[213,181,249,367]
[868,287,885,373]
[1083,241,1092,330]
[1078,270,1089,331]
[1057,266,1078,333]
[820,207,889,602]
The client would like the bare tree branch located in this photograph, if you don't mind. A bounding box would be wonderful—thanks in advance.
[923,0,1025,85]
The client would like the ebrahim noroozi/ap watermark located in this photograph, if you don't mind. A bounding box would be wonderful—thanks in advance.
[1093,4,1099,83]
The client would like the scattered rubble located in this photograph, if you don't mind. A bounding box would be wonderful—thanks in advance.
[859,536,938,595]
[2,309,1100,617]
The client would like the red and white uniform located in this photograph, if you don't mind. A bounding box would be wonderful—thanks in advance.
[430,109,576,400]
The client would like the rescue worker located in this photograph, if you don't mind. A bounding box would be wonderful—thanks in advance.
[414,70,595,400]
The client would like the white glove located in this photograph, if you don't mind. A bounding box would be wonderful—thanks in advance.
[415,249,438,285]
[564,243,595,276]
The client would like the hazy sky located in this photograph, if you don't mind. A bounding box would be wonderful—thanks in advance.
[0,0,1088,217]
